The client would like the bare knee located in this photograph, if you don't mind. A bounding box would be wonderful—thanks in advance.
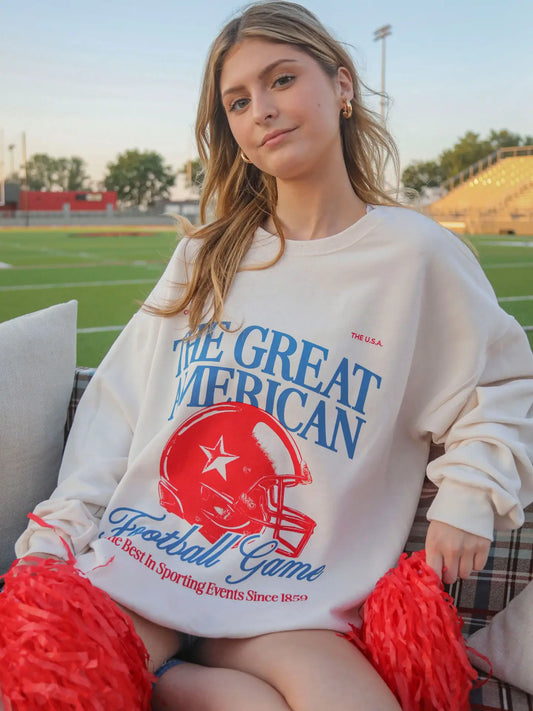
[269,630,401,711]
[297,632,400,711]
[152,662,291,711]
[153,664,233,710]
[196,629,401,711]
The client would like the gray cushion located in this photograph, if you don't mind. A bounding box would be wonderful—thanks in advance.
[0,301,77,573]
[468,580,533,694]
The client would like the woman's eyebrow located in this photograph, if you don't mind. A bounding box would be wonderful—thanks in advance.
[221,58,299,99]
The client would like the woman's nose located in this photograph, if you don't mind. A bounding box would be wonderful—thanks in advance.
[251,92,278,123]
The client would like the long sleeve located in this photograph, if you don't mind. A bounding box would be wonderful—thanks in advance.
[410,229,533,539]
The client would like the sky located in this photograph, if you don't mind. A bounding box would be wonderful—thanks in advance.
[1,0,532,188]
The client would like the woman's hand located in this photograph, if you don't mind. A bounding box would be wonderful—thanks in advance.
[425,520,491,585]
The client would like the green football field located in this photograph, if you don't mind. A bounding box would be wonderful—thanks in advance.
[1,226,532,366]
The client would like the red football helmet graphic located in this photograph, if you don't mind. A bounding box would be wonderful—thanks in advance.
[159,402,316,557]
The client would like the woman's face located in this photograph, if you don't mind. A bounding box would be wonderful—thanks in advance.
[219,38,353,181]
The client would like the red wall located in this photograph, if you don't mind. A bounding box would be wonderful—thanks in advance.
[19,191,117,211]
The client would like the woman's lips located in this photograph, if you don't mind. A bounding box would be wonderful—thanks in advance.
[261,128,295,147]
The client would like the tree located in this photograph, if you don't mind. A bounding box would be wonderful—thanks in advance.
[401,160,443,196]
[487,129,524,151]
[401,129,533,192]
[104,150,176,207]
[439,132,492,180]
[26,153,57,190]
[181,158,203,188]
[56,157,91,190]
[26,154,90,191]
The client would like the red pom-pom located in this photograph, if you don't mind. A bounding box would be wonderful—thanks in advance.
[346,550,485,711]
[0,557,155,710]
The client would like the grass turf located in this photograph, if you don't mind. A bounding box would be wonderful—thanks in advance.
[1,227,532,366]
[0,227,177,365]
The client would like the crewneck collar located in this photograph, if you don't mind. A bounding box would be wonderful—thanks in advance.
[254,204,380,256]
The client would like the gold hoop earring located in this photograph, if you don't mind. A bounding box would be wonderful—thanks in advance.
[240,151,252,164]
[342,100,353,119]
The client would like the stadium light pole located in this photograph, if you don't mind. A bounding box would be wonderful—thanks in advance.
[373,24,392,123]
[22,132,29,226]
[8,143,15,178]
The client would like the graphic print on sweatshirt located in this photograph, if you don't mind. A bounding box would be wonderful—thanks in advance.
[98,320,383,598]
[159,402,316,558]
[168,321,383,462]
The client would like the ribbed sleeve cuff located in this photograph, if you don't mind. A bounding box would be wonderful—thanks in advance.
[14,528,71,561]
[427,478,495,540]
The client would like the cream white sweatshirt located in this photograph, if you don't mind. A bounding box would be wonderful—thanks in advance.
[16,206,533,637]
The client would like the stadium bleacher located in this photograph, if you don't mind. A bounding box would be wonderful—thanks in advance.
[428,148,533,234]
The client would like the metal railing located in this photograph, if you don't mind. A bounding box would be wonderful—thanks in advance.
[444,146,533,191]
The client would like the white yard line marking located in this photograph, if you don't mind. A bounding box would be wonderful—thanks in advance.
[498,295,533,302]
[77,326,125,334]
[6,261,164,271]
[482,241,533,248]
[3,241,96,260]
[0,279,155,291]
[484,262,533,269]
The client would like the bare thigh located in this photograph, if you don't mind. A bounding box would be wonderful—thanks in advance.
[193,629,401,711]
[152,663,292,711]
[115,602,182,673]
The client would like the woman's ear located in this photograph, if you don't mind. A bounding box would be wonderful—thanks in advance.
[336,66,354,102]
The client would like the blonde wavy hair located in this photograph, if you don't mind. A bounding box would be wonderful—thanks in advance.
[148,1,400,335]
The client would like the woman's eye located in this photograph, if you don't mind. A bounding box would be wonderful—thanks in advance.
[273,74,295,88]
[229,97,249,112]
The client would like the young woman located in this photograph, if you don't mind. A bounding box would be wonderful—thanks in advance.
[12,2,533,710]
